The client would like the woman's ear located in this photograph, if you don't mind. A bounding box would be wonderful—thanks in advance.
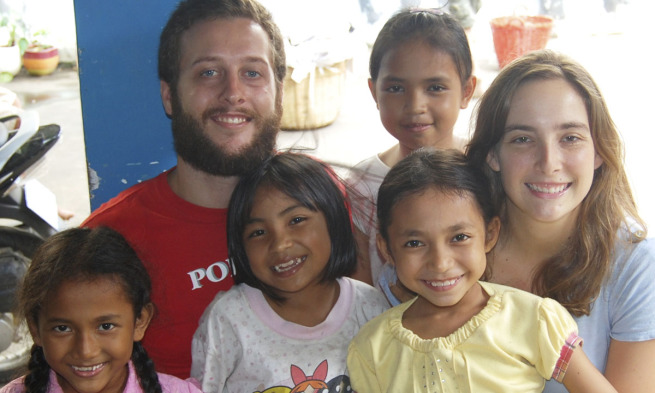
[376,233,394,266]
[594,151,603,170]
[486,149,500,172]
[484,217,501,253]
[133,303,155,342]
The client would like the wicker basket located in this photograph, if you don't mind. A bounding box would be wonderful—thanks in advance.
[490,16,553,68]
[280,61,347,131]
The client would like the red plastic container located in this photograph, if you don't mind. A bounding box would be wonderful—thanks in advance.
[490,15,554,68]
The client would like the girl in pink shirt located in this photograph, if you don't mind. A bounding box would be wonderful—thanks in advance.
[0,226,202,393]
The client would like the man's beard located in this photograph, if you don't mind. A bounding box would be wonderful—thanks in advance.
[170,93,280,177]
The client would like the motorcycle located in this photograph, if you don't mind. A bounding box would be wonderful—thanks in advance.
[0,110,60,382]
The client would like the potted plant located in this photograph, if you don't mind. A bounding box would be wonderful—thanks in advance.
[0,14,28,82]
[22,29,59,76]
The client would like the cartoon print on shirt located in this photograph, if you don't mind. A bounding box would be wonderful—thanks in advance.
[254,360,353,393]
[325,374,352,393]
[289,360,329,393]
[258,387,291,393]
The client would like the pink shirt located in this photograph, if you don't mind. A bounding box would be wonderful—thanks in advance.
[0,361,203,393]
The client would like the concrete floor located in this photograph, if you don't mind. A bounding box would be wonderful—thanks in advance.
[1,1,654,232]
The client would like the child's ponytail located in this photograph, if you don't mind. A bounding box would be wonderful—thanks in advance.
[132,341,162,393]
[23,345,49,393]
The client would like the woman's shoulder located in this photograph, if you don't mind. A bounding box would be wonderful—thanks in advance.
[610,233,655,278]
[595,235,655,342]
[600,235,655,303]
[615,227,655,251]
[613,219,652,256]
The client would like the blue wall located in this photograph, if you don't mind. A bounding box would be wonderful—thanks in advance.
[74,1,179,210]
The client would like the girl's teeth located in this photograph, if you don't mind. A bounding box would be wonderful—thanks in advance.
[273,257,303,273]
[427,278,457,287]
[72,364,103,372]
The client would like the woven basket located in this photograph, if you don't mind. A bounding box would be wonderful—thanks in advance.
[280,61,347,131]
[490,16,553,68]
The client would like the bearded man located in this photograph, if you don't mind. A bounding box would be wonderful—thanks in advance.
[82,0,286,379]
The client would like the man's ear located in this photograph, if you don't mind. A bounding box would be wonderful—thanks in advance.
[133,303,155,342]
[484,216,501,253]
[160,80,173,117]
[376,233,394,266]
[487,149,500,172]
[368,78,379,110]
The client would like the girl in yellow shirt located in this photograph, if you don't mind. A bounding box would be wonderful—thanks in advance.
[347,148,615,392]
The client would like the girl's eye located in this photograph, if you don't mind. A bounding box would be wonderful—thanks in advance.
[99,323,115,332]
[404,240,423,248]
[247,229,265,238]
[290,216,307,225]
[427,84,445,92]
[453,234,470,242]
[385,85,403,93]
[53,325,71,333]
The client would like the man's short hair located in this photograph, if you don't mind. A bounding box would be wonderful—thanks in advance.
[158,0,286,89]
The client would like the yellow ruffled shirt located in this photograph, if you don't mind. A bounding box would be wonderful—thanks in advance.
[347,281,579,393]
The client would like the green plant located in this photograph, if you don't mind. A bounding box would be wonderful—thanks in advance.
[0,72,14,82]
[27,29,54,51]
[0,13,28,54]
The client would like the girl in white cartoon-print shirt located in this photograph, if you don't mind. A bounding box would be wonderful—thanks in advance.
[191,152,389,393]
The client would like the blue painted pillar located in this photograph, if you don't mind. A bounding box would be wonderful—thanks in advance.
[74,1,179,209]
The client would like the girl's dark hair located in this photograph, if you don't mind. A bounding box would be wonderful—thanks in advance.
[466,50,646,316]
[369,8,473,87]
[377,148,496,275]
[17,226,162,393]
[227,152,357,301]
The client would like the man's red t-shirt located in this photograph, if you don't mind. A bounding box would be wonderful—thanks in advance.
[82,169,234,378]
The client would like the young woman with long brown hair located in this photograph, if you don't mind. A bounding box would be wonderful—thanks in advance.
[467,49,655,393]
